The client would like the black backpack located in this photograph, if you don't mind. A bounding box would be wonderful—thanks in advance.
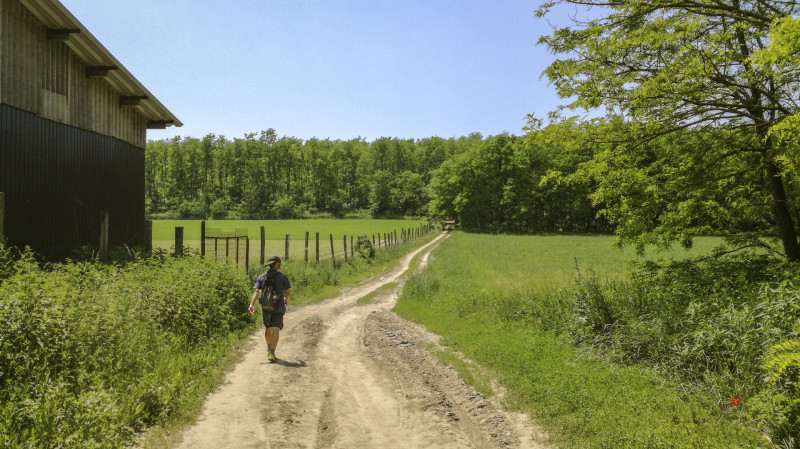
[258,271,280,312]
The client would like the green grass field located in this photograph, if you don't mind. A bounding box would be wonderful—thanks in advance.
[152,218,430,263]
[457,233,723,296]
[395,232,768,448]
[151,219,428,240]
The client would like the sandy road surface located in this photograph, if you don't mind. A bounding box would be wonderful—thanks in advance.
[172,233,549,449]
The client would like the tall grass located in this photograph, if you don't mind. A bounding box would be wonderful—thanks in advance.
[571,256,800,447]
[395,232,771,448]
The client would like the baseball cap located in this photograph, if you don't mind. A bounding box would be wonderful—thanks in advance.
[265,255,282,266]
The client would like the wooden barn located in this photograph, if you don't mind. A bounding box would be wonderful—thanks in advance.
[0,0,181,259]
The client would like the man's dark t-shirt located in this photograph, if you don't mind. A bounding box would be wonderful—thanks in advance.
[253,271,291,314]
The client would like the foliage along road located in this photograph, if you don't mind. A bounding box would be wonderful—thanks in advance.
[167,232,548,448]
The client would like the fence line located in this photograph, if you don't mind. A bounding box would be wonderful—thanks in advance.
[174,221,437,270]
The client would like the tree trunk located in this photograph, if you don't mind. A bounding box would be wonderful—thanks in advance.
[765,159,800,261]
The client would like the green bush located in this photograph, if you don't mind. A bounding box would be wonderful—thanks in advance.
[177,200,208,219]
[395,234,768,448]
[354,236,375,259]
[569,255,800,445]
[209,199,229,219]
[750,337,800,449]
[571,257,800,386]
[0,253,253,448]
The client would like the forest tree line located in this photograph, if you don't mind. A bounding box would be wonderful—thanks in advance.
[146,109,800,250]
[145,126,610,233]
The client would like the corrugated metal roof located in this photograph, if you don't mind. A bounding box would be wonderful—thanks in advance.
[18,0,183,127]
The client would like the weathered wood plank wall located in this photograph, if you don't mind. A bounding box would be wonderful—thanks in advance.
[1,0,147,148]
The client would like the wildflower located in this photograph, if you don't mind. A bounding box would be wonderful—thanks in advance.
[731,398,739,406]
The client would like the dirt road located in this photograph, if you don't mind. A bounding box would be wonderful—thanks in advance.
[173,233,548,449]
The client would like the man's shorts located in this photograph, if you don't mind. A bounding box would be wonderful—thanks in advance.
[262,311,284,330]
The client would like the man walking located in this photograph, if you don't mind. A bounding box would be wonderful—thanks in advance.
[249,255,291,363]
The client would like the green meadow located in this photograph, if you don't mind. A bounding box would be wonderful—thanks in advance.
[151,218,428,240]
[395,232,770,448]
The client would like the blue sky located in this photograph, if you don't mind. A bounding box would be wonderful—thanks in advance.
[59,1,580,142]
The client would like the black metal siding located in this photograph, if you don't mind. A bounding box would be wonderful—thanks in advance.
[0,103,147,259]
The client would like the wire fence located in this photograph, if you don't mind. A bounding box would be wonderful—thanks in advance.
[168,222,437,271]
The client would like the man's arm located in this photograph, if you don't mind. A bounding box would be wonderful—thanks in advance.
[248,289,260,314]
[284,289,290,306]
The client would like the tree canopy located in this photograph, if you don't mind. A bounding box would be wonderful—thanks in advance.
[538,0,800,260]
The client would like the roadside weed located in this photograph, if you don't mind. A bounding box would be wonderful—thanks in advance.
[395,232,771,448]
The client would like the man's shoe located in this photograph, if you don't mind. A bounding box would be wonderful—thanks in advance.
[268,349,277,363]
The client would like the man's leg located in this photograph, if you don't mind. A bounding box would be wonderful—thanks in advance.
[267,327,280,352]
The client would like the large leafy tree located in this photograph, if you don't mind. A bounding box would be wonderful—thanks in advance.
[538,1,800,260]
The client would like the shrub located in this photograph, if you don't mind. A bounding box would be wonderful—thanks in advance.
[272,195,295,219]
[177,200,208,219]
[209,199,229,219]
[0,253,253,447]
[568,254,800,444]
[355,236,375,259]
[750,337,800,449]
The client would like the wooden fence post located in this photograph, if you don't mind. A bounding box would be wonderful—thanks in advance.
[372,234,375,246]
[350,235,354,258]
[305,231,309,262]
[260,226,266,266]
[0,192,5,243]
[99,211,110,262]
[316,232,320,262]
[343,235,348,261]
[285,234,290,261]
[174,226,184,257]
[200,220,206,256]
[329,234,335,262]
[144,220,152,253]
[245,237,250,272]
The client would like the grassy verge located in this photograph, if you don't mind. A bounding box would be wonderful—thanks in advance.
[426,342,495,398]
[355,237,440,305]
[394,232,770,448]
